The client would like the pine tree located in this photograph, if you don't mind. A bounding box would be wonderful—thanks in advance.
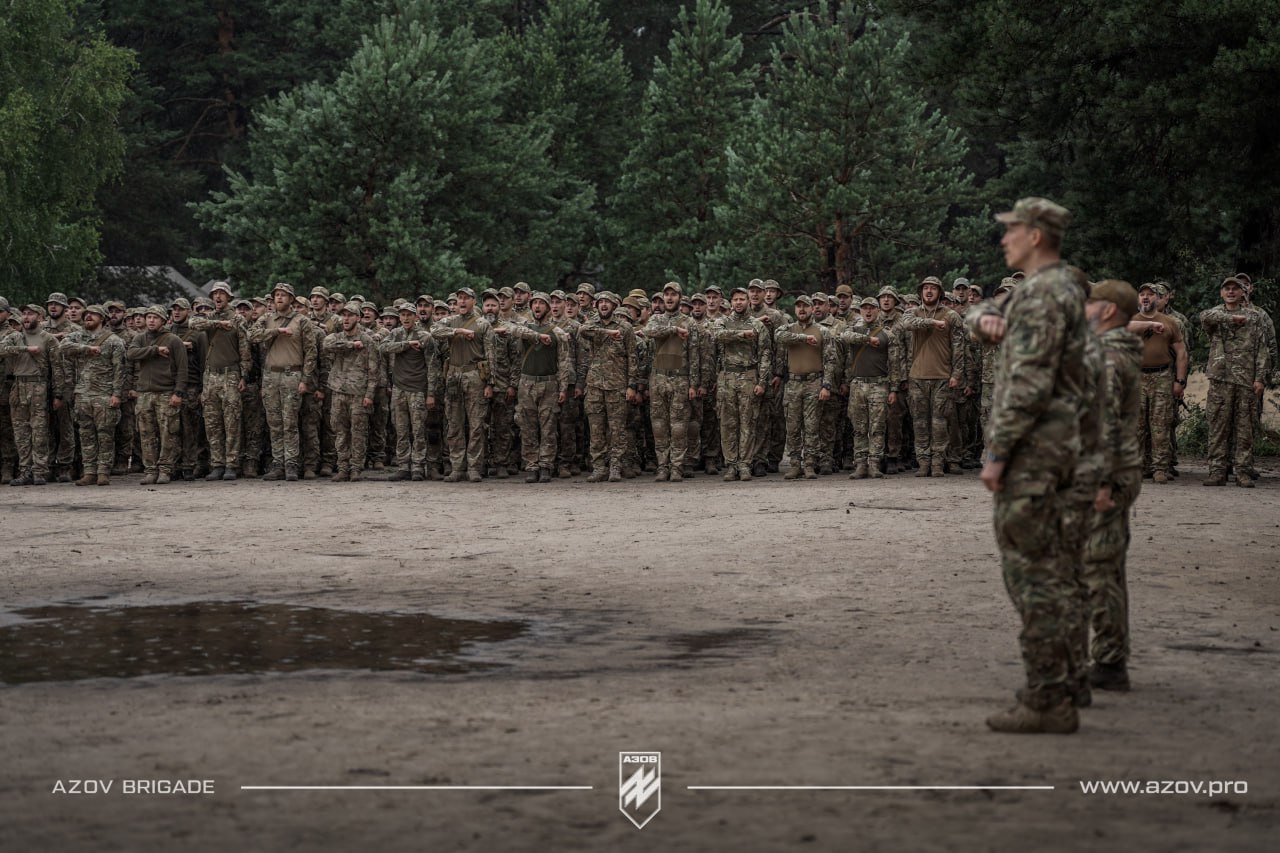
[706,3,974,293]
[608,0,749,293]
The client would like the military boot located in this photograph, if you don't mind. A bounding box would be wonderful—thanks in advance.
[1237,473,1255,488]
[1088,661,1130,691]
[985,699,1078,734]
[349,469,363,482]
[443,471,463,482]
[284,464,299,482]
[156,472,171,485]
[205,467,225,482]
[669,468,684,482]
[140,473,157,485]
[262,466,284,481]
[303,468,318,480]
[1203,473,1226,486]
[525,468,541,483]
[784,465,801,480]
[752,461,768,478]
[411,468,426,482]
[538,468,552,483]
[319,463,334,477]
[738,465,753,481]
[243,459,259,478]
[704,460,719,476]
[31,474,47,485]
[388,469,412,482]
[467,470,483,483]
[850,461,869,480]
[818,463,833,476]
[654,467,669,482]
[608,466,622,483]
[75,471,97,487]
[10,471,33,487]
[558,466,573,479]
[722,468,738,482]
[56,466,73,483]
[915,460,931,477]
[331,469,350,482]
[1152,470,1169,484]
[223,468,237,481]
[97,470,110,486]
[931,463,946,478]
[586,469,607,483]
[803,466,818,480]
[869,460,884,479]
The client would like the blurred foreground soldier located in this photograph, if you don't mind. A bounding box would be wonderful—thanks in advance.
[127,306,189,485]
[839,297,900,478]
[1081,280,1143,692]
[60,306,124,485]
[499,292,573,482]
[190,281,250,480]
[898,276,966,477]
[323,304,378,481]
[713,287,769,481]
[1127,283,1187,484]
[775,296,833,479]
[382,306,441,481]
[1,305,61,485]
[431,287,496,482]
[579,292,637,482]
[642,282,700,482]
[979,197,1088,734]
[1200,277,1269,487]
[249,283,319,481]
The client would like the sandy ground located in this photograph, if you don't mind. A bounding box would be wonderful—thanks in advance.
[1,455,1278,853]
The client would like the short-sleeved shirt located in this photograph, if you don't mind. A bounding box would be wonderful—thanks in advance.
[1138,311,1183,368]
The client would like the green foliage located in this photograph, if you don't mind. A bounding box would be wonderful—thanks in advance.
[0,0,134,304]
[705,4,975,292]
[192,10,591,301]
[608,0,749,292]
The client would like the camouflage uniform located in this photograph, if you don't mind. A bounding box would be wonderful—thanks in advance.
[774,317,836,477]
[643,308,701,478]
[310,310,341,473]
[712,310,770,479]
[508,317,574,476]
[362,321,391,469]
[898,304,966,475]
[838,317,901,475]
[487,316,520,476]
[60,324,126,479]
[381,322,442,478]
[250,308,320,476]
[431,308,498,480]
[189,308,251,474]
[749,304,786,471]
[170,316,209,477]
[126,323,190,479]
[1083,326,1143,669]
[984,261,1089,711]
[322,327,379,479]
[109,320,138,472]
[0,325,61,480]
[43,312,81,475]
[1200,304,1270,480]
[879,304,910,467]
[1133,309,1182,476]
[817,313,846,471]
[240,336,267,475]
[0,337,14,480]
[578,309,637,480]
[556,314,587,475]
[689,314,720,472]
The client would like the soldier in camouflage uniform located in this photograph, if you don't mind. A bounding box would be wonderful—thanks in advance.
[838,297,901,479]
[484,291,520,478]
[432,287,498,483]
[234,299,267,476]
[578,292,637,482]
[60,305,125,486]
[549,291,585,477]
[642,283,701,482]
[499,292,574,482]
[2,305,62,485]
[687,293,719,475]
[168,298,208,480]
[126,306,190,485]
[322,304,378,481]
[1127,283,1187,484]
[249,283,320,481]
[813,292,846,474]
[747,280,786,477]
[975,198,1089,734]
[1200,276,1270,487]
[775,296,836,480]
[357,304,391,470]
[0,298,17,482]
[712,287,769,481]
[899,277,966,478]
[43,292,81,481]
[1081,279,1143,692]
[875,286,910,473]
[382,305,441,481]
[308,287,340,476]
[189,282,251,480]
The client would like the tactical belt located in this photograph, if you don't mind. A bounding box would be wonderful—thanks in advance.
[267,365,301,373]
[1140,364,1171,374]
[789,372,822,381]
[521,373,557,381]
[206,366,241,374]
[849,375,890,383]
[720,367,756,375]
[652,369,686,377]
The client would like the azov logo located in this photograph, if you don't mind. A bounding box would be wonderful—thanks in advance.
[619,752,661,829]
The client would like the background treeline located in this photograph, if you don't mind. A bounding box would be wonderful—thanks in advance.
[3,0,1278,324]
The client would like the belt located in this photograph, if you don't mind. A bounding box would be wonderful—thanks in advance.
[790,372,822,381]
[849,375,890,383]
[521,373,557,381]
[267,365,301,373]
[1141,364,1171,374]
[720,367,756,375]
[12,375,44,382]
[652,369,687,377]
[206,366,241,375]
[449,364,481,373]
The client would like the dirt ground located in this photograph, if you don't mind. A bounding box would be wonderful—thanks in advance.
[1,456,1278,852]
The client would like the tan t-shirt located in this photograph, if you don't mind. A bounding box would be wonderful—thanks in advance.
[1138,311,1182,368]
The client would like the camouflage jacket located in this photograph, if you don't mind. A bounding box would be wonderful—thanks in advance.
[169,319,208,394]
[249,309,321,389]
[711,312,771,376]
[774,321,839,387]
[60,328,126,399]
[1072,331,1106,499]
[321,330,378,398]
[189,308,252,375]
[1098,326,1143,477]
[430,309,498,382]
[642,312,702,386]
[506,321,575,389]
[837,320,903,385]
[555,316,589,388]
[689,316,717,390]
[0,328,65,394]
[578,315,637,392]
[1200,305,1271,387]
[1243,302,1277,385]
[749,304,787,378]
[487,315,521,392]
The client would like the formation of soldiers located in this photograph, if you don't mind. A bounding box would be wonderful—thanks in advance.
[0,263,1273,490]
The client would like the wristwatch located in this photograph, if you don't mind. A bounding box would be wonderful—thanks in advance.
[1174,377,1187,387]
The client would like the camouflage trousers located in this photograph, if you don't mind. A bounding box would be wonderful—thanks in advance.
[113,397,136,469]
[846,378,890,464]
[558,394,582,470]
[240,383,266,470]
[909,378,950,465]
[50,388,76,467]
[262,369,303,469]
[367,386,390,465]
[1207,380,1256,476]
[818,394,842,468]
[649,372,691,471]
[943,386,966,465]
[516,376,560,471]
[135,391,181,476]
[0,383,18,474]
[750,381,779,465]
[299,389,322,473]
[1083,469,1141,666]
[886,388,907,459]
[178,396,205,473]
[699,388,721,466]
[391,387,433,472]
[1060,486,1096,700]
[584,385,627,473]
[1138,369,1174,473]
[783,375,822,468]
[9,380,51,477]
[444,369,488,475]
[489,391,517,473]
[202,371,242,469]
[320,391,336,469]
[329,391,370,475]
[993,477,1075,710]
[686,395,703,465]
[74,395,120,474]
[717,370,760,472]
[765,381,786,465]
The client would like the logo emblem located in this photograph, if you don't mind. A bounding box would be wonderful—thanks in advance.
[618,751,661,829]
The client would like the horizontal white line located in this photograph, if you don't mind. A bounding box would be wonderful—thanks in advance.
[688,785,1055,791]
[241,785,594,791]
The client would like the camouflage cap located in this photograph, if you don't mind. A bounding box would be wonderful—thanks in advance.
[764,279,782,292]
[83,304,108,318]
[210,280,234,296]
[952,277,971,289]
[549,289,566,300]
[339,301,362,315]
[103,299,124,311]
[22,303,47,317]
[679,297,692,308]
[144,305,168,319]
[811,292,828,303]
[596,291,621,306]
[513,281,531,294]
[497,286,514,298]
[67,295,86,307]
[309,286,330,299]
[295,295,309,307]
[1221,275,1246,289]
[747,278,765,290]
[433,300,449,310]
[1234,272,1253,286]
[835,284,854,297]
[171,297,191,310]
[995,197,1072,242]
[272,282,295,297]
[576,282,596,295]
[194,297,215,310]
[456,286,477,299]
[0,296,10,312]
[1151,283,1168,297]
[349,294,366,303]
[1000,276,1018,289]
[1136,282,1157,294]
[690,292,707,304]
[251,296,269,307]
[704,285,723,296]
[232,298,252,309]
[942,292,958,303]
[621,296,641,310]
[876,286,899,301]
[329,292,346,303]
[918,276,943,292]
[628,288,649,301]
[446,293,458,302]
[859,296,879,308]
[793,294,812,306]
[481,288,499,301]
[415,294,432,304]
[397,303,417,314]
[1089,279,1139,318]
[46,292,70,307]
[904,293,921,304]
[729,286,749,297]
[662,281,683,295]
[529,291,551,306]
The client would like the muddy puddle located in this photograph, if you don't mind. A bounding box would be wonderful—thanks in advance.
[0,601,526,684]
